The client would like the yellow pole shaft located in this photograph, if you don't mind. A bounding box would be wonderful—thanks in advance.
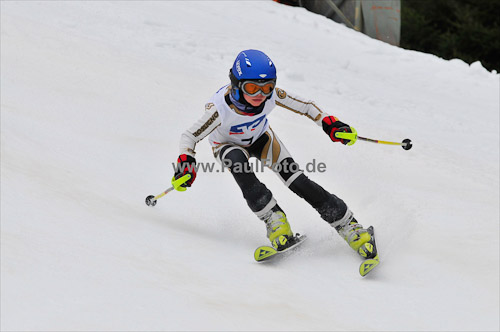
[153,187,175,201]
[358,136,402,146]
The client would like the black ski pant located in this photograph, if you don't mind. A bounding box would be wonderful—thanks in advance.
[215,132,348,223]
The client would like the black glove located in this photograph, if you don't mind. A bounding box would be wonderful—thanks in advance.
[322,116,354,145]
[174,154,197,187]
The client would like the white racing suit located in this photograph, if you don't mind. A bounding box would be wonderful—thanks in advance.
[179,85,352,227]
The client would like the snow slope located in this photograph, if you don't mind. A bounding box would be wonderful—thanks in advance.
[1,1,499,331]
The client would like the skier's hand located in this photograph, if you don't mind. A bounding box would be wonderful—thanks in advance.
[322,116,356,145]
[174,154,197,188]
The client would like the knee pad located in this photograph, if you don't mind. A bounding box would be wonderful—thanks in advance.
[276,157,304,186]
[220,145,250,173]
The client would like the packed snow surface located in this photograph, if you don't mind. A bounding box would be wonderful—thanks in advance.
[1,1,499,331]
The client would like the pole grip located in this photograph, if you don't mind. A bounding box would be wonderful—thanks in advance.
[334,132,357,141]
[171,174,192,192]
[334,130,357,145]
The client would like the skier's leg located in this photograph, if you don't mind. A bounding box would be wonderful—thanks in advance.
[215,144,272,212]
[245,129,350,224]
[285,164,373,254]
[213,143,293,249]
[251,130,373,255]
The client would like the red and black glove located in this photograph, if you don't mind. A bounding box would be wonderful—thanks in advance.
[174,154,197,187]
[322,116,353,145]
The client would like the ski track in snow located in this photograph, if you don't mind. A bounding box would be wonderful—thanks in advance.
[1,1,499,331]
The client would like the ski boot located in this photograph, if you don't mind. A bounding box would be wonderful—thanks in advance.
[261,207,294,251]
[336,218,377,259]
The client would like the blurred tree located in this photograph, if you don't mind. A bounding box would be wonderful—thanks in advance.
[401,0,500,71]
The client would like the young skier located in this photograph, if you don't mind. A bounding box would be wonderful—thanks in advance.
[174,49,377,261]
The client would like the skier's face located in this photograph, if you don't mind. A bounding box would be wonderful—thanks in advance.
[243,93,267,107]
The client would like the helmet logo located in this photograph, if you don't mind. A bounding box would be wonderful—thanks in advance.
[236,60,242,76]
[241,51,252,67]
[259,74,267,78]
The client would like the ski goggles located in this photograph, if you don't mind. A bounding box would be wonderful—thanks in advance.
[241,80,276,97]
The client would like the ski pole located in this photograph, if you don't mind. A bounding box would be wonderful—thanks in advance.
[145,174,191,207]
[358,136,413,150]
[335,132,413,150]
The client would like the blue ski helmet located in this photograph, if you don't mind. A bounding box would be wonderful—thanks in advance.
[229,49,277,102]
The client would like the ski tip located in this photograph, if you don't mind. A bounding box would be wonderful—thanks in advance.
[359,255,379,277]
[254,246,277,262]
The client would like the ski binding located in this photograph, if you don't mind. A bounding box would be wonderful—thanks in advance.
[358,226,380,277]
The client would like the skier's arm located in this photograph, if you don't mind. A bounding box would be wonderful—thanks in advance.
[179,103,221,157]
[175,103,221,188]
[274,87,333,126]
[274,87,356,145]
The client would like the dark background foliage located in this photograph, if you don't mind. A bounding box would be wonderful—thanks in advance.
[401,0,500,71]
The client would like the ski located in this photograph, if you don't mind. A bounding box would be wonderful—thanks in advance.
[358,226,379,277]
[253,228,379,276]
[254,233,307,262]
